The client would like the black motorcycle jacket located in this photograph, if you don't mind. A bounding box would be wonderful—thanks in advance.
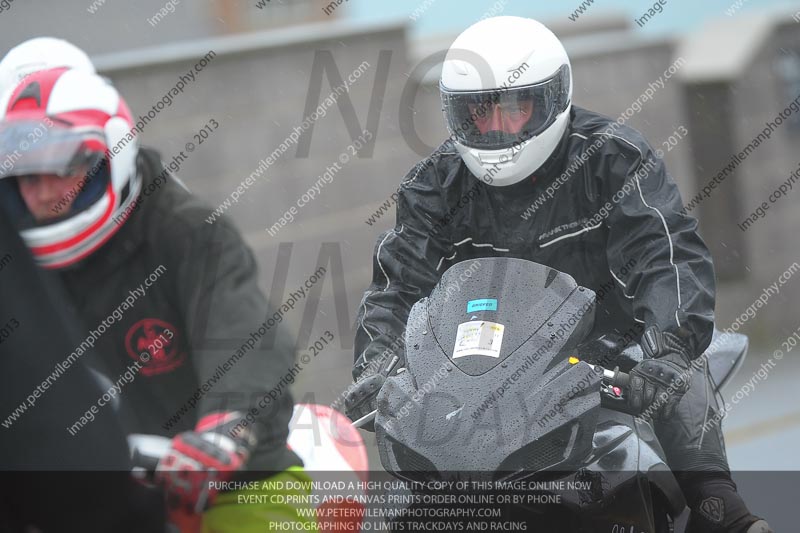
[56,147,300,473]
[354,106,715,379]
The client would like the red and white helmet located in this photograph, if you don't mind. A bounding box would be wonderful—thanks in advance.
[0,68,141,269]
[0,37,95,112]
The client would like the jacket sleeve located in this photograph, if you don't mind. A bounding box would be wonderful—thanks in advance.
[353,161,453,380]
[604,139,716,357]
[166,211,296,458]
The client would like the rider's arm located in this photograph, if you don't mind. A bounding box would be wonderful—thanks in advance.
[164,209,297,467]
[353,159,454,381]
[603,137,715,357]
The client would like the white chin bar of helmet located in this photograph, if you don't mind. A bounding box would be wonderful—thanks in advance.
[455,110,570,187]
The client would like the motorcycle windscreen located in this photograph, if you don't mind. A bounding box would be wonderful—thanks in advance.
[377,258,602,477]
[427,258,595,376]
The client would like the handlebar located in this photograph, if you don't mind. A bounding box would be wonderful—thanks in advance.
[128,434,171,475]
[351,410,377,429]
[587,363,630,389]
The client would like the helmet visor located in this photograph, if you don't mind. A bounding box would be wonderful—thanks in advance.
[0,120,106,180]
[441,64,570,150]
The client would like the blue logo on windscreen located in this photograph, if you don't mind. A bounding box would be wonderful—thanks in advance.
[467,298,497,313]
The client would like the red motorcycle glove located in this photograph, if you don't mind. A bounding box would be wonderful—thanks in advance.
[156,411,256,512]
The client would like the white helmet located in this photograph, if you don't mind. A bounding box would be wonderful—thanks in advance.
[440,17,572,187]
[0,68,140,269]
[0,38,94,103]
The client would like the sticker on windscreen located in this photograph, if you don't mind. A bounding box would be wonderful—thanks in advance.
[452,320,505,359]
[467,298,497,313]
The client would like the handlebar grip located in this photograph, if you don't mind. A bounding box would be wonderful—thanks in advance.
[612,369,630,389]
[131,448,161,472]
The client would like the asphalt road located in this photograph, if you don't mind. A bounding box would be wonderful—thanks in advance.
[717,347,799,530]
[723,347,800,471]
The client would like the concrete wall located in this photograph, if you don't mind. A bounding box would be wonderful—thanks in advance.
[713,19,800,343]
[0,0,333,56]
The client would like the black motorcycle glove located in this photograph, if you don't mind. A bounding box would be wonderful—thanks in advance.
[344,340,406,432]
[346,344,405,431]
[629,326,693,419]
[344,374,385,432]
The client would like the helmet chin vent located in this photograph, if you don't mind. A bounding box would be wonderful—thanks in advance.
[453,60,471,75]
[477,146,525,165]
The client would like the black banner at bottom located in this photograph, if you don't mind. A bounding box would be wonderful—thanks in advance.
[0,470,793,532]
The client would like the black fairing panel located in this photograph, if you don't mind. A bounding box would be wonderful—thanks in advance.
[427,258,596,376]
[381,409,687,530]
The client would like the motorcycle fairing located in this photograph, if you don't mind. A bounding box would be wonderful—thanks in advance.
[377,259,601,479]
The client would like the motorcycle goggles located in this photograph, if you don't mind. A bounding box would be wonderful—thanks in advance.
[440,64,570,150]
